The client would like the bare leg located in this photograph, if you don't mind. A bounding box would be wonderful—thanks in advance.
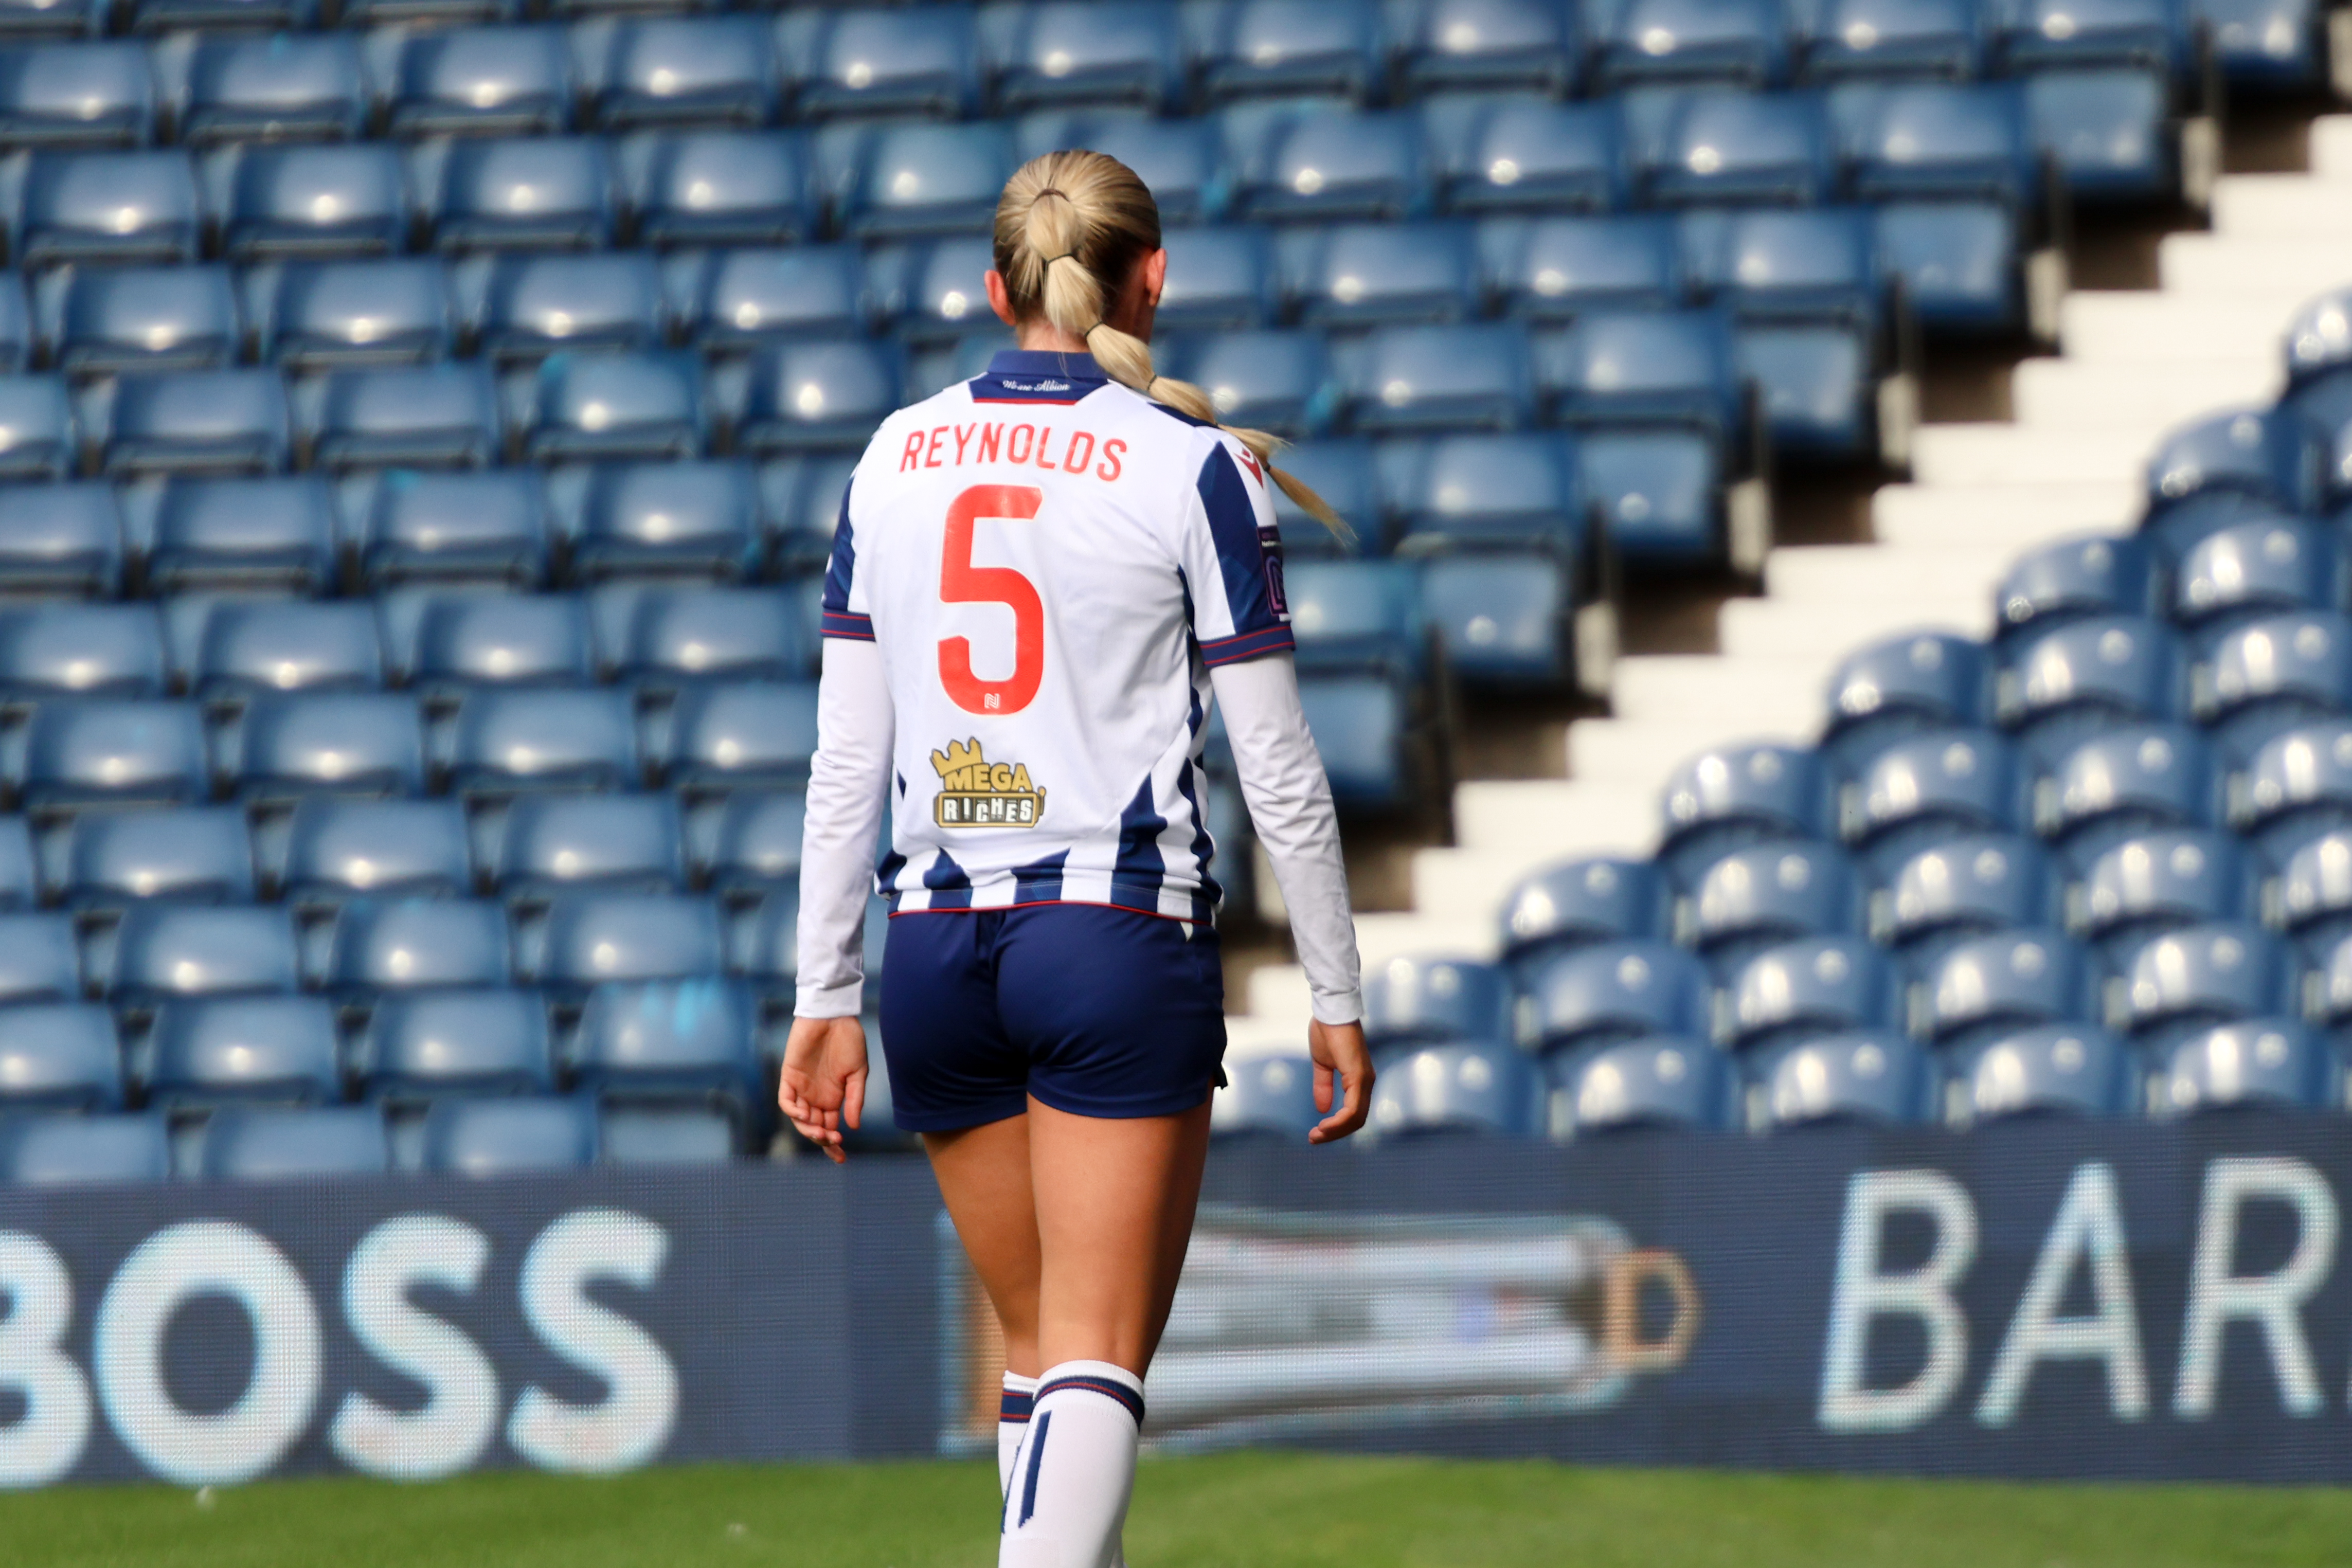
[924,1113,1043,1379]
[1029,1095,1215,1375]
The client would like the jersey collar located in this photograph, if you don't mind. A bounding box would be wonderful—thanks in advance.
[970,350,1113,405]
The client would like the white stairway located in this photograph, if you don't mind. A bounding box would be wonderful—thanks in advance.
[1231,115,2352,1053]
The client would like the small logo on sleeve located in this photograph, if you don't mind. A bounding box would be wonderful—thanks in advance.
[1235,447,1265,486]
[930,738,1048,828]
[1259,524,1288,617]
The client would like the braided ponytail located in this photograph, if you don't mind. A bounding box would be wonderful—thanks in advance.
[993,150,1351,541]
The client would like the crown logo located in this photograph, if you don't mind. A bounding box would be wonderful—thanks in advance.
[930,738,1047,830]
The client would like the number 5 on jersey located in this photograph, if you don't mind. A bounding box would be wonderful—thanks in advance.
[938,484,1045,716]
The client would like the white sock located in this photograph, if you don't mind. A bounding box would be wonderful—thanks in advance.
[998,1372,1038,1498]
[999,1359,1143,1568]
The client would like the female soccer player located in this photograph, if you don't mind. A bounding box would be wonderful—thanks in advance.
[779,149,1373,1568]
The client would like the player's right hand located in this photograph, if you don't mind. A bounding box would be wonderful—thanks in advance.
[1306,1018,1374,1144]
[779,1015,870,1164]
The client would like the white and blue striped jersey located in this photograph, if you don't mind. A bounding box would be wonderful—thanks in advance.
[821,349,1292,921]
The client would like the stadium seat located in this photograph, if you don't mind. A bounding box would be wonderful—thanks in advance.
[1644,90,1835,207]
[517,349,705,464]
[1284,560,1425,681]
[1481,214,1681,321]
[1211,1050,1322,1140]
[0,40,153,148]
[1681,839,1861,975]
[147,994,339,1110]
[1821,632,1991,772]
[388,589,594,693]
[299,364,501,472]
[579,16,781,131]
[570,974,760,1130]
[1148,226,1276,334]
[326,898,512,1000]
[181,601,382,701]
[419,1092,597,1175]
[340,0,508,30]
[548,461,759,583]
[443,686,640,796]
[1571,429,1723,563]
[0,482,122,595]
[2035,723,2215,866]
[529,890,726,994]
[2142,408,2324,562]
[1657,740,1827,882]
[0,818,32,907]
[0,1112,168,1185]
[86,369,290,477]
[599,1104,737,1163]
[0,0,103,39]
[2019,68,2174,201]
[376,25,572,140]
[1544,308,1741,441]
[138,477,338,595]
[1297,673,1416,808]
[992,2,1188,113]
[1162,329,1336,440]
[278,796,471,906]
[226,693,425,804]
[199,1105,390,1181]
[871,235,993,344]
[2072,827,2251,968]
[2232,720,2352,860]
[349,468,551,587]
[1286,223,1479,330]
[1261,438,1379,553]
[1361,955,1511,1049]
[44,264,236,378]
[495,791,685,900]
[833,121,1015,239]
[1795,0,1984,80]
[1223,102,1428,223]
[248,260,456,371]
[0,375,73,480]
[19,150,199,268]
[693,788,804,892]
[2194,611,2352,760]
[0,913,79,1004]
[1200,0,1384,102]
[1497,856,1671,982]
[672,245,868,349]
[1595,0,1790,87]
[208,144,411,265]
[1428,96,1629,214]
[601,589,809,688]
[787,4,981,120]
[1833,80,2037,206]
[618,130,815,248]
[2173,518,2341,634]
[2269,827,2352,954]
[109,904,300,1005]
[1947,1023,2136,1126]
[727,884,799,998]
[1010,111,1226,223]
[759,453,856,572]
[1721,935,1901,1052]
[1342,323,1533,434]
[58,805,252,906]
[1915,926,2097,1049]
[1993,533,2160,641]
[2114,922,2296,1043]
[164,33,367,147]
[462,252,667,363]
[728,339,900,455]
[20,697,206,811]
[1994,614,2183,746]
[0,999,117,1108]
[1551,1034,1734,1138]
[1366,1041,1545,1139]
[0,603,165,699]
[2156,1018,2341,1115]
[129,0,318,35]
[419,136,618,253]
[1749,1030,1934,1130]
[1522,936,1712,1054]
[1403,0,1586,95]
[1841,727,2025,872]
[1421,553,1581,683]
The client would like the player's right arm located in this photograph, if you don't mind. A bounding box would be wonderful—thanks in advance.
[782,473,894,1161]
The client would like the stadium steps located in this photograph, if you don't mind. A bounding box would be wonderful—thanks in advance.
[1230,115,2352,1046]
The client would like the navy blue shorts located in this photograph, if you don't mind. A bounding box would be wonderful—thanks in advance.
[876,905,1228,1132]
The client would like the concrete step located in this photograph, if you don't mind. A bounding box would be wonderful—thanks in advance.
[1412,844,1602,926]
[2010,355,2280,430]
[1451,778,1658,858]
[2210,174,2352,239]
[1569,716,1815,787]
[1763,542,2016,605]
[2308,116,2352,182]
[1354,911,1501,966]
[1869,481,2136,549]
[1718,595,1994,660]
[2060,291,2308,364]
[2158,233,2352,300]
[1910,423,2158,488]
[1610,653,1833,727]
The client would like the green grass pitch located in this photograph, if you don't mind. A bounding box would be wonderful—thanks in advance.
[5,1455,2349,1567]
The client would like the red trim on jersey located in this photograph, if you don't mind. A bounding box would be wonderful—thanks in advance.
[1198,624,1296,666]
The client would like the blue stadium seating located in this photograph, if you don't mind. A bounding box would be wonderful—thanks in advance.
[1681,839,1861,974]
[1658,740,1827,880]
[676,245,866,349]
[420,1092,598,1174]
[184,601,383,698]
[2194,610,2352,758]
[2071,827,2253,964]
[277,796,471,905]
[2270,826,2352,955]
[1842,726,2025,871]
[1523,936,1712,1053]
[110,904,299,1005]
[571,974,760,1135]
[147,993,339,1110]
[229,694,426,802]
[1721,935,1901,1051]
[2035,722,2216,866]
[1552,1034,1735,1136]
[0,1112,168,1184]
[420,135,619,253]
[0,482,122,594]
[249,260,456,371]
[88,368,292,476]
[200,1104,390,1180]
[1286,222,1478,329]
[1914,925,2097,1048]
[1822,632,1991,770]
[1833,80,2039,206]
[1995,614,2184,745]
[659,680,819,790]
[326,897,512,996]
[2233,720,2352,860]
[496,791,685,900]
[0,999,117,1109]
[730,338,900,454]
[164,33,367,146]
[1749,1030,1934,1129]
[1947,1024,2136,1126]
[1152,226,1276,331]
[1013,111,1226,222]
[620,130,815,248]
[21,697,207,811]
[0,602,165,698]
[1212,1050,1323,1140]
[0,41,154,148]
[580,17,781,131]
[298,363,502,471]
[20,150,201,268]
[1995,532,2160,639]
[60,804,252,906]
[1406,0,1587,96]
[695,788,804,892]
[212,145,411,267]
[464,251,668,362]
[1362,954,1511,1049]
[2142,407,2323,560]
[1284,560,1425,682]
[992,3,1187,113]
[531,890,725,994]
[444,686,640,795]
[879,233,994,341]
[1367,1040,1545,1139]
[1796,0,1985,80]
[0,913,80,1004]
[600,586,807,684]
[1345,323,1533,434]
[349,468,551,586]
[2174,518,2343,632]
[2156,1018,2342,1115]
[2114,922,2297,1043]
[1428,96,1630,214]
[1643,90,1835,207]
[139,476,339,593]
[519,349,705,463]
[1223,102,1427,223]
[1164,329,1335,439]
[788,5,981,121]
[44,264,236,377]
[1498,856,1672,980]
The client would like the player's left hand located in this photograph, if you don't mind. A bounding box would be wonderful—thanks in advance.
[779,1015,870,1164]
[1306,1018,1374,1144]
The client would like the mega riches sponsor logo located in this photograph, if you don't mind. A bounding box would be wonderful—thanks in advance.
[930,738,1047,829]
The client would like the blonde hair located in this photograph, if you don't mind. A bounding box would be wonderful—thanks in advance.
[992,149,1349,539]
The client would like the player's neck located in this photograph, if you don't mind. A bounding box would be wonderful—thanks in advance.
[1014,321,1093,355]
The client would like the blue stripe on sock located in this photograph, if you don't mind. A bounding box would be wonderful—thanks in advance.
[1017,1411,1051,1528]
[1000,1389,1034,1422]
[1037,1374,1147,1427]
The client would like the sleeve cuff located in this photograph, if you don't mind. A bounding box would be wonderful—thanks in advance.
[1309,989,1363,1027]
[1199,624,1296,667]
[795,980,865,1019]
[820,610,875,640]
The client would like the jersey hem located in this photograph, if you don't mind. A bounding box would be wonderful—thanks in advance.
[886,892,1220,926]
